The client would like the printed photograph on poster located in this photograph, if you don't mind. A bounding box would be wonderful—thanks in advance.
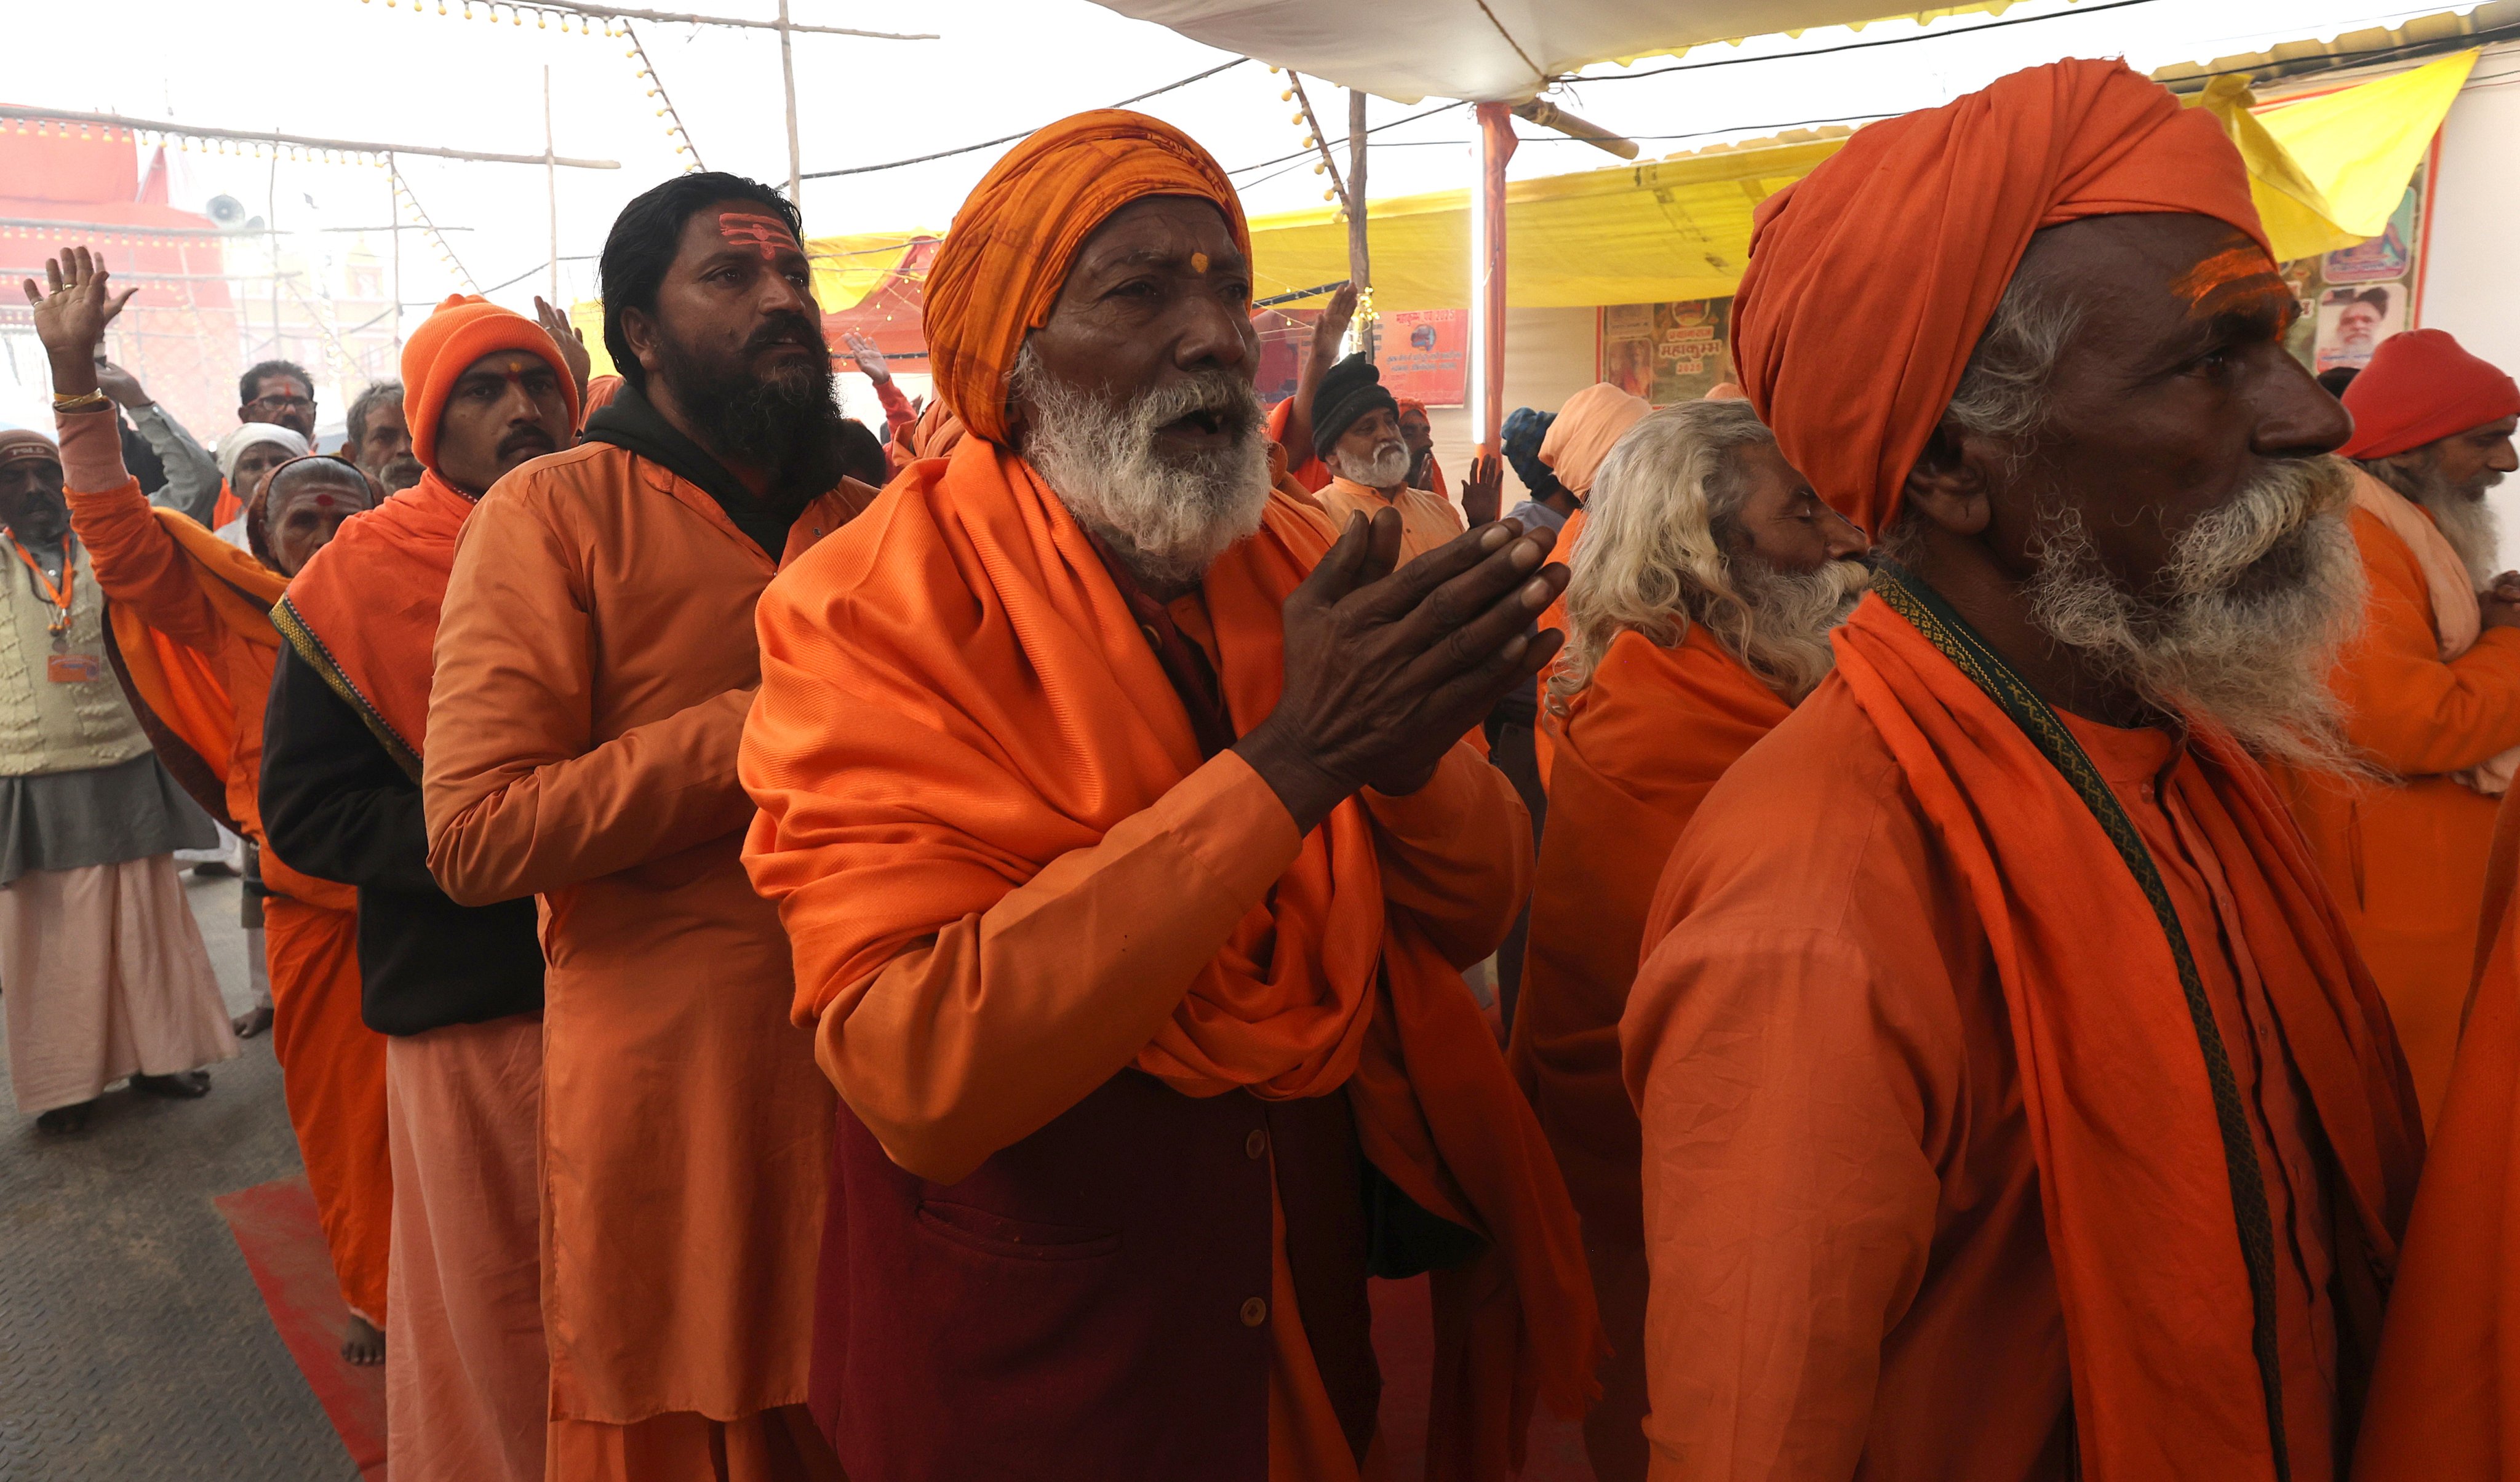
[1599,298,1734,404]
[2316,283,2404,373]
[1376,309,1469,407]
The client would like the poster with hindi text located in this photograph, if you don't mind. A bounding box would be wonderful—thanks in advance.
[1598,298,1734,404]
[1376,309,1469,407]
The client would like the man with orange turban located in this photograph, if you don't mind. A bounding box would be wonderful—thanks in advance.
[2267,327,2520,1128]
[424,173,869,1482]
[739,109,1600,1481]
[26,247,394,1366]
[263,295,576,1482]
[1510,400,1866,1480]
[1622,60,2425,1480]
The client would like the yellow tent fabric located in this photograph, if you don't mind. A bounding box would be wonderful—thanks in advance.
[804,231,931,313]
[1248,52,2474,311]
[569,300,615,378]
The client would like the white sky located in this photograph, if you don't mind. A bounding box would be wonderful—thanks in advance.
[15,0,2479,341]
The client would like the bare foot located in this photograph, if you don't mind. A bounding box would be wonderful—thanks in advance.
[231,1003,273,1040]
[130,1070,212,1099]
[34,1100,96,1134]
[341,1314,385,1366]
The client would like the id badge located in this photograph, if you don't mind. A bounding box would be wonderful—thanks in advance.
[46,653,102,683]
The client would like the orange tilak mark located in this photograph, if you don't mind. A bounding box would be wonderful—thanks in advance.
[1190,251,1210,274]
[2171,246,2278,316]
[719,211,799,263]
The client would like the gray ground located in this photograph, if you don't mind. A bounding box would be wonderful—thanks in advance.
[0,869,361,1481]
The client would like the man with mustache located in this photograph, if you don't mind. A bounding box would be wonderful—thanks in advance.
[2269,327,2520,1128]
[1621,61,2423,1480]
[423,173,870,1481]
[1509,399,1867,1481]
[29,247,393,1364]
[1307,352,1499,558]
[263,296,576,1482]
[740,110,1598,1479]
[343,380,423,494]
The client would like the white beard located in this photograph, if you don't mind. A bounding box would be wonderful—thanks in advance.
[2024,455,2366,770]
[1335,437,1411,490]
[2414,477,2505,590]
[1710,556,1870,700]
[1013,348,1272,591]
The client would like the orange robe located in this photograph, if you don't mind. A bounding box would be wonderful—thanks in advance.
[1311,476,1465,564]
[2355,797,2520,1478]
[1507,624,1790,1472]
[423,440,863,1478]
[2271,498,2520,1126]
[740,437,1600,1480]
[1622,592,2421,1481]
[1266,396,1333,493]
[62,412,386,1326]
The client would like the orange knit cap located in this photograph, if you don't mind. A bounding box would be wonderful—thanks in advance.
[923,109,1248,447]
[400,294,580,469]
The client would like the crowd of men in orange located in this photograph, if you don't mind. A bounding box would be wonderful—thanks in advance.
[11,48,2520,1482]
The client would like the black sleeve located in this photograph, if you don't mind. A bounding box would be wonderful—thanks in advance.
[259,643,440,894]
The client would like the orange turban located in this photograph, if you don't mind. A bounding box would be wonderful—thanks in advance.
[1539,383,1650,495]
[401,293,580,470]
[923,109,1248,448]
[1732,58,2266,537]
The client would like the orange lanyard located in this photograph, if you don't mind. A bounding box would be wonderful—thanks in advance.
[8,535,73,637]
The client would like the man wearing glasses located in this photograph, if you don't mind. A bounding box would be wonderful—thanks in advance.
[239,359,318,443]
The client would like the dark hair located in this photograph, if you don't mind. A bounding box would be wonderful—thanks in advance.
[2316,366,2359,399]
[600,172,800,393]
[345,380,405,448]
[239,359,313,407]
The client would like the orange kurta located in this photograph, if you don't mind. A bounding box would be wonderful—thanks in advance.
[2355,795,2520,1478]
[1311,476,1465,564]
[423,439,864,1466]
[62,413,385,1325]
[740,436,1598,1479]
[2271,502,2520,1126]
[1621,593,2422,1481]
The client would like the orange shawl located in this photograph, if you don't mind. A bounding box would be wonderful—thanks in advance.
[272,471,473,775]
[2355,798,2520,1480]
[1835,591,2422,1476]
[744,436,1599,1468]
[1509,624,1790,1244]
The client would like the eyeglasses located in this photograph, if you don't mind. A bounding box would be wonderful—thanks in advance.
[246,394,314,414]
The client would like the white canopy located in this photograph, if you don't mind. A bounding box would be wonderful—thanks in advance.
[1085,0,2025,102]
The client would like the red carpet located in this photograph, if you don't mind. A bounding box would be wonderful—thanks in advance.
[1371,1273,1597,1480]
[215,1174,386,1481]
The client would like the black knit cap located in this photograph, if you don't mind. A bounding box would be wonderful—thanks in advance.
[1310,353,1401,461]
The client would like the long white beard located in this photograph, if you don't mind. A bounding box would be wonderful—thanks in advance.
[1013,349,1272,591]
[2024,455,2366,771]
[1710,557,1870,700]
[2415,477,2505,590]
[1335,437,1411,490]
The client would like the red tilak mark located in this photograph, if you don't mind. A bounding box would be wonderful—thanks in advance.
[2171,246,2278,316]
[310,493,340,509]
[719,212,799,263]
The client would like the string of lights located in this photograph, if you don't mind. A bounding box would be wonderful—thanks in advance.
[621,20,706,171]
[0,105,618,170]
[389,167,481,293]
[360,0,931,42]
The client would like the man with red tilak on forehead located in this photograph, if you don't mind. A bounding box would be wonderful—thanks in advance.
[263,296,577,1482]
[741,110,1599,1481]
[26,247,395,1368]
[423,174,871,1482]
[1621,61,2423,1480]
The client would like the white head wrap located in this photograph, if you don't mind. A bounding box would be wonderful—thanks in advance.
[214,423,309,481]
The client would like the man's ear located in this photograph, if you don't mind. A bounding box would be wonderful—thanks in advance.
[618,306,662,379]
[1902,420,1995,539]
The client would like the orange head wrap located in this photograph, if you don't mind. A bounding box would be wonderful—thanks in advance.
[1539,383,1651,496]
[1732,58,2267,538]
[923,108,1249,448]
[2339,329,2520,460]
[399,293,581,471]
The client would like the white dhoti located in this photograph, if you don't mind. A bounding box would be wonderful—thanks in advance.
[386,1012,548,1482]
[2,853,237,1113]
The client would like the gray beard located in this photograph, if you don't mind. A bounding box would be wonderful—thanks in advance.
[2408,476,2505,589]
[2023,455,2366,771]
[1706,557,1870,700]
[1012,348,1272,592]
[1336,439,1411,490]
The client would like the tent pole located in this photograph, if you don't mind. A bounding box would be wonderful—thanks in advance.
[1348,89,1372,361]
[1470,103,1516,455]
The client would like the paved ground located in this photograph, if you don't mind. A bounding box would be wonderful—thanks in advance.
[0,869,359,1482]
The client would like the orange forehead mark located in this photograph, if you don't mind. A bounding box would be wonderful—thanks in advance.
[1190,251,1210,274]
[719,211,799,263]
[2171,245,2278,316]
